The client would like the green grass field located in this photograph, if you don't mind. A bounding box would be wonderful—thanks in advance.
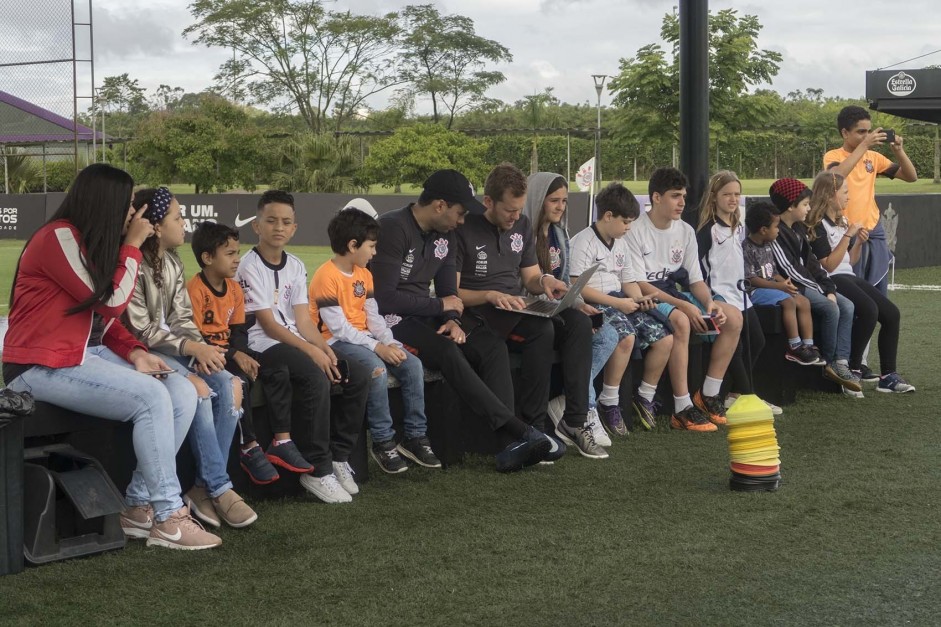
[0,243,939,624]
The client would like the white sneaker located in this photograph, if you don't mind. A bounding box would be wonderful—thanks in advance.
[547,395,565,428]
[332,461,359,495]
[842,386,865,398]
[300,473,352,503]
[586,407,612,447]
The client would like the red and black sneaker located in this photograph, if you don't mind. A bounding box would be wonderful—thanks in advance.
[693,390,727,426]
[670,404,718,432]
[266,439,315,474]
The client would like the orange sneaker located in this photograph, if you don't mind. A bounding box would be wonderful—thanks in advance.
[670,405,718,432]
[693,390,728,426]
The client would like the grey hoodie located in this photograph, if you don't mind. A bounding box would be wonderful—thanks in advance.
[523,172,583,305]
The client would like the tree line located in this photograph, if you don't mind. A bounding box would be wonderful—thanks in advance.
[4,4,936,194]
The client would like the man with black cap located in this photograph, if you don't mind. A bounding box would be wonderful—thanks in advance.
[372,169,552,472]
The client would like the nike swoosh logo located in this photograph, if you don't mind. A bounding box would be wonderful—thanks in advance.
[125,517,152,529]
[234,214,256,228]
[476,245,486,250]
[155,527,182,541]
[643,251,652,256]
[595,256,606,262]
[408,248,416,253]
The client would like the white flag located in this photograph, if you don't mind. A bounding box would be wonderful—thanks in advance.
[575,157,595,192]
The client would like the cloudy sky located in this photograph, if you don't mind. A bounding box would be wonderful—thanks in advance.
[4,0,940,116]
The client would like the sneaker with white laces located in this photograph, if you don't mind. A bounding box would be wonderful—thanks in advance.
[876,372,915,394]
[332,461,359,495]
[184,485,221,528]
[546,395,565,428]
[146,506,222,550]
[554,420,609,459]
[856,365,881,383]
[842,385,865,398]
[586,407,612,447]
[120,505,153,540]
[300,473,353,504]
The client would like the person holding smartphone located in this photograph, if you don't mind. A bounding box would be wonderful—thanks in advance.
[309,208,442,476]
[569,182,674,435]
[236,191,370,504]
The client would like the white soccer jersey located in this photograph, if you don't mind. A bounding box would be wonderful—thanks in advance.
[624,211,704,287]
[819,218,855,277]
[235,248,310,353]
[698,219,747,310]
[570,225,632,294]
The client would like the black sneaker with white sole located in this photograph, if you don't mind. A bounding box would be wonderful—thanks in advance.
[371,439,408,474]
[396,436,442,468]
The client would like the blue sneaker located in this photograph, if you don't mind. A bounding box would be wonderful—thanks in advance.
[240,445,280,485]
[540,433,567,464]
[876,372,915,394]
[495,427,551,472]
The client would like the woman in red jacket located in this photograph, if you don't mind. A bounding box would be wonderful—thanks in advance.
[2,164,221,550]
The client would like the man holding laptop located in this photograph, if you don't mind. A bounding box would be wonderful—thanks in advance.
[455,163,607,460]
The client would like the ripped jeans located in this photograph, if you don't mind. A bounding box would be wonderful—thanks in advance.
[163,354,239,499]
[330,340,427,444]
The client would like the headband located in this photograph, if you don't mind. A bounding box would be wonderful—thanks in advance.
[145,187,173,224]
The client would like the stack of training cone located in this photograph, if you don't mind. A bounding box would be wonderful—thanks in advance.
[725,394,781,491]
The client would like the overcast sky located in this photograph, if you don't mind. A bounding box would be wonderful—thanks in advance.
[4,0,940,115]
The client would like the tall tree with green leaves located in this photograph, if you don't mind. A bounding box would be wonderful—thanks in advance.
[399,4,512,129]
[270,133,363,193]
[184,0,403,133]
[360,123,489,191]
[131,94,267,193]
[608,8,782,144]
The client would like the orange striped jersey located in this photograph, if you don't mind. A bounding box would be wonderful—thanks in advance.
[308,261,373,342]
[186,273,245,348]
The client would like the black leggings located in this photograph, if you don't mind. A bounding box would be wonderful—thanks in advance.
[831,273,900,374]
[726,307,765,394]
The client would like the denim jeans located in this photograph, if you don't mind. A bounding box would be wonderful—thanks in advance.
[6,346,197,522]
[164,354,238,499]
[804,289,854,363]
[588,323,618,408]
[330,341,427,443]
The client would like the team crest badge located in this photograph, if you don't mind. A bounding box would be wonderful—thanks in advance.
[384,314,402,327]
[865,159,874,173]
[353,280,366,298]
[510,232,524,253]
[549,246,561,270]
[434,237,449,260]
[614,253,624,269]
[405,252,415,264]
[670,247,683,264]
[477,250,487,260]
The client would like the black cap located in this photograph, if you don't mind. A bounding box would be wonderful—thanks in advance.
[422,169,486,214]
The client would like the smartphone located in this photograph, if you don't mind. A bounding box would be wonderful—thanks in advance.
[144,368,176,377]
[698,314,721,336]
[590,312,604,329]
[883,129,895,144]
[336,359,350,383]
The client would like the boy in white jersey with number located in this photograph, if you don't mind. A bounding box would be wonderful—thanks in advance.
[624,168,742,432]
[569,182,674,432]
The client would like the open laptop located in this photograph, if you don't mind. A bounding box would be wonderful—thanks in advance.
[510,264,599,318]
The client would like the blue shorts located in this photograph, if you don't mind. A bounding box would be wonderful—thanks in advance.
[749,288,792,306]
[655,291,725,343]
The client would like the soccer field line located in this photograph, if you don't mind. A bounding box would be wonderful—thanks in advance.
[888,284,941,291]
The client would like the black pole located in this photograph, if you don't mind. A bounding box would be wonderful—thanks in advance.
[679,0,709,227]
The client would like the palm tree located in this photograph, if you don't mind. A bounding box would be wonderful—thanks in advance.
[270,134,365,194]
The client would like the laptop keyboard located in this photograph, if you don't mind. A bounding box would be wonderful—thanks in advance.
[525,299,558,314]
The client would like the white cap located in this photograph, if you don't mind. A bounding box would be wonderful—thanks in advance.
[341,198,378,219]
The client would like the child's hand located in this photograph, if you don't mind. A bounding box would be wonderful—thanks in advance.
[233,351,259,381]
[305,345,342,383]
[782,278,798,295]
[375,343,406,366]
[191,342,226,374]
[680,301,709,333]
[847,223,862,237]
[826,293,837,304]
[616,298,640,315]
[857,228,870,243]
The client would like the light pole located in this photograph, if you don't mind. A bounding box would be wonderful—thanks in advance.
[592,74,607,184]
